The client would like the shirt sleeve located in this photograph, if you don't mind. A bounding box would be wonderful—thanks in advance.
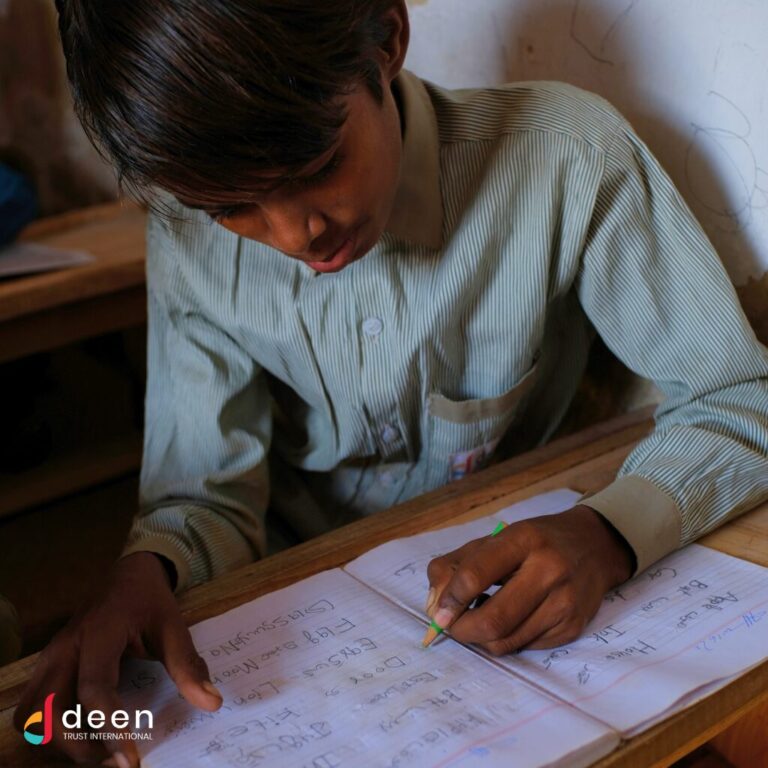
[576,119,768,574]
[121,212,271,591]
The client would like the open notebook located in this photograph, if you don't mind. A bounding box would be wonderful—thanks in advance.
[119,489,768,767]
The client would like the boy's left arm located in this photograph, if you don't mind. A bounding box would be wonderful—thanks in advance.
[576,121,768,575]
[426,118,768,653]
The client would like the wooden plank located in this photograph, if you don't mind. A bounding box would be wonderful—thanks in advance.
[0,202,146,324]
[18,201,132,241]
[710,701,768,768]
[595,682,768,768]
[0,286,147,364]
[0,433,142,520]
[700,502,768,568]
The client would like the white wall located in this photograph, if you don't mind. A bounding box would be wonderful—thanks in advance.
[405,0,768,285]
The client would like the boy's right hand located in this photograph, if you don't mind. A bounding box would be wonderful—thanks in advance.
[13,551,223,767]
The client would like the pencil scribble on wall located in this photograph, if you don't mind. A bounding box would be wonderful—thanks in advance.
[569,0,641,66]
[685,91,768,235]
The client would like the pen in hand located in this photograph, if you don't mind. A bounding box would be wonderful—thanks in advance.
[422,520,508,648]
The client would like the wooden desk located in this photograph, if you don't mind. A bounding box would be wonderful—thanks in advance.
[0,408,766,767]
[0,201,147,365]
[0,202,148,519]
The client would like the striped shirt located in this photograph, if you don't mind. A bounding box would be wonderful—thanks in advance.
[123,70,768,592]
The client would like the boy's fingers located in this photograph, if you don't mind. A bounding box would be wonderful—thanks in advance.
[20,669,106,765]
[521,620,584,651]
[13,632,76,730]
[13,637,98,762]
[75,687,141,767]
[430,531,530,630]
[426,539,490,617]
[77,628,141,766]
[426,540,478,585]
[154,615,223,711]
[448,567,550,647]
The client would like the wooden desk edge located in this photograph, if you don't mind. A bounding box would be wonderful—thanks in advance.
[18,200,134,241]
[1,201,147,325]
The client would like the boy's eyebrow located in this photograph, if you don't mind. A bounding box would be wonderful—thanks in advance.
[172,143,344,214]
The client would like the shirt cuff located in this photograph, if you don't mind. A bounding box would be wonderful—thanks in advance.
[120,536,193,594]
[580,475,682,575]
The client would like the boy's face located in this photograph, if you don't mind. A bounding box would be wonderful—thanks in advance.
[212,80,404,274]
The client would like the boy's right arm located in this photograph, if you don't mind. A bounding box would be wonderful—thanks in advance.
[15,211,273,765]
[123,210,272,592]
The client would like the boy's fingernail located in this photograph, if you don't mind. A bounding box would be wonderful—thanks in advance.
[102,752,131,768]
[202,680,223,700]
[433,608,455,630]
[425,587,436,615]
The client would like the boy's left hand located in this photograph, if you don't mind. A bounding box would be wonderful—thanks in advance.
[425,505,634,655]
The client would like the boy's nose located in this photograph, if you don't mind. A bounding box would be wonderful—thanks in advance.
[265,204,327,258]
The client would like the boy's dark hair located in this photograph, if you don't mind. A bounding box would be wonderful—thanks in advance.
[55,0,399,209]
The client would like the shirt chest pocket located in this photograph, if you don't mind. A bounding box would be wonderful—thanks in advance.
[424,361,540,488]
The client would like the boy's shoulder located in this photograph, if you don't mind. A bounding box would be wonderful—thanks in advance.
[422,76,625,155]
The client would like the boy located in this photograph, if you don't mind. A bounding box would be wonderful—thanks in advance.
[16,1,768,765]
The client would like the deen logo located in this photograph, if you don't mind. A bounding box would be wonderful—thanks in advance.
[23,692,54,745]
[23,693,153,745]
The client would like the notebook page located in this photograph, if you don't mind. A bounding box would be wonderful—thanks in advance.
[345,499,768,736]
[344,489,582,620]
[492,544,768,736]
[118,568,617,768]
[0,242,93,277]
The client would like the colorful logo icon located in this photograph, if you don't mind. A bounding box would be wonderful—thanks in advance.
[23,692,55,745]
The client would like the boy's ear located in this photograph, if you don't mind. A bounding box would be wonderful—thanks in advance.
[379,0,410,84]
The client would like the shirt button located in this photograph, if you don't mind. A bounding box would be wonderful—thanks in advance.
[381,425,400,444]
[362,317,383,337]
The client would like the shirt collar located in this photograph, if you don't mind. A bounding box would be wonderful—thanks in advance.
[384,70,443,249]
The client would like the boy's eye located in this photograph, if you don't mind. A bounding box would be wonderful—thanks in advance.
[203,152,343,220]
[207,206,239,222]
[292,153,343,188]
[204,205,245,224]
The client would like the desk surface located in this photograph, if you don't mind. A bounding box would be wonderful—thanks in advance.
[1,202,146,324]
[1,408,766,767]
[0,202,147,365]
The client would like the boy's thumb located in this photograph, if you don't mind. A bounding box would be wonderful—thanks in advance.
[157,616,223,711]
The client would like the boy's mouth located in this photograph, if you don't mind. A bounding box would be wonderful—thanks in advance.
[306,231,358,273]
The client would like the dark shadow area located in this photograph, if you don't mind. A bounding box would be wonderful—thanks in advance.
[0,329,145,655]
